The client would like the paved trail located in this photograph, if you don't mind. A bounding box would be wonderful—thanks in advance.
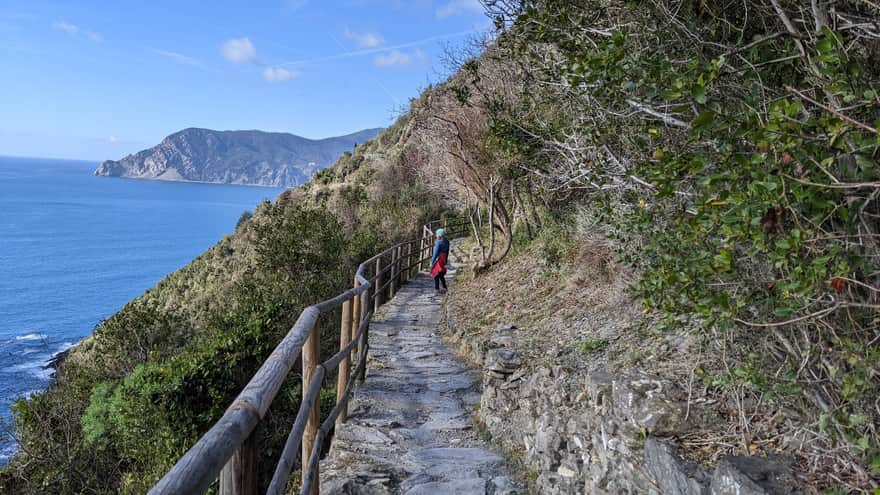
[320,247,517,495]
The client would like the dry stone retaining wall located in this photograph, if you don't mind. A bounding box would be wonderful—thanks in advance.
[445,322,798,495]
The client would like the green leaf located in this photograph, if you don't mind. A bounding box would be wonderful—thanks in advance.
[693,85,707,104]
[773,306,793,317]
[692,111,715,131]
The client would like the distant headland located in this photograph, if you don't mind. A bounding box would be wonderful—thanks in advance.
[94,127,382,187]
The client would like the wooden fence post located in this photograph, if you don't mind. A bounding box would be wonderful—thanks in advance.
[404,243,412,282]
[358,287,370,383]
[400,245,407,284]
[219,433,258,495]
[374,257,383,312]
[397,246,403,287]
[423,231,432,272]
[351,279,360,355]
[390,246,399,296]
[420,235,428,272]
[301,322,320,495]
[336,300,352,425]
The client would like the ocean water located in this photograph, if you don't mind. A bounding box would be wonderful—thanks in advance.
[0,156,283,463]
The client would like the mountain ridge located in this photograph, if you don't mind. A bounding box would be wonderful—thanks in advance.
[94,127,382,187]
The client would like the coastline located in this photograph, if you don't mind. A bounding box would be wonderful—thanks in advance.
[93,173,292,189]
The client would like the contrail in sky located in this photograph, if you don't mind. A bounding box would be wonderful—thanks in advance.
[280,28,481,67]
[326,32,401,108]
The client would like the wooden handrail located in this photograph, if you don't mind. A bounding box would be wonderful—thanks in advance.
[148,221,469,495]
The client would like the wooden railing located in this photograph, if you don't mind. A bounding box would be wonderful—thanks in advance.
[149,219,469,495]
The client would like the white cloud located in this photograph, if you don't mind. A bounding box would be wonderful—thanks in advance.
[52,20,103,42]
[108,136,118,143]
[262,66,301,82]
[52,20,78,35]
[221,37,257,64]
[283,0,308,12]
[374,48,427,67]
[436,0,484,18]
[344,28,384,49]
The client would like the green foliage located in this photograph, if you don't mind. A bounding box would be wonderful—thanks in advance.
[575,339,608,354]
[536,215,575,267]
[236,210,253,231]
[485,0,879,486]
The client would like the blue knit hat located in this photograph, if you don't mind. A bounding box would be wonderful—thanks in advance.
[436,228,446,237]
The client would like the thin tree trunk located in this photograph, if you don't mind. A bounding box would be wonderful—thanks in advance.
[485,179,496,263]
[470,204,486,263]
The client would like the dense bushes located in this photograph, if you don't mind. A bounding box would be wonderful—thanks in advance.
[468,0,879,489]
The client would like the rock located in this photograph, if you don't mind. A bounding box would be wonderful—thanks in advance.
[421,412,472,431]
[492,476,517,495]
[404,478,486,495]
[322,476,394,495]
[557,465,577,478]
[710,456,797,495]
[611,373,688,434]
[334,424,395,445]
[484,348,522,375]
[409,447,504,468]
[496,323,516,331]
[644,438,710,495]
[586,371,615,411]
[489,335,515,347]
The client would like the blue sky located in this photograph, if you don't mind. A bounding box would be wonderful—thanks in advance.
[0,0,488,160]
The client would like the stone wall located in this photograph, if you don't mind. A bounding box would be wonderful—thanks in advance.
[444,320,797,495]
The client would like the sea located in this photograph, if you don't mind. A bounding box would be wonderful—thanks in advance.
[0,155,283,464]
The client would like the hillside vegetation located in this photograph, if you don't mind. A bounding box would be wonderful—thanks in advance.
[1,116,449,494]
[3,0,878,493]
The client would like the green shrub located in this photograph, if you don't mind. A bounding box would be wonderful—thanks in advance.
[575,339,609,354]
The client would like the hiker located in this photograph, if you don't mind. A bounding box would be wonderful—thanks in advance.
[430,228,450,293]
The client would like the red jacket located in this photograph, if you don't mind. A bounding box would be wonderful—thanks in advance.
[430,251,447,277]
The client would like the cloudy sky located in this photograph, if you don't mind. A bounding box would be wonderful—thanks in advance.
[0,0,489,160]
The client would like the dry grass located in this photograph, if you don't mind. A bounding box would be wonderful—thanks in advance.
[444,233,867,493]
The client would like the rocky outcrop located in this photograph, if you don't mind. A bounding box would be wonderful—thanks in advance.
[94,127,381,187]
[443,322,798,495]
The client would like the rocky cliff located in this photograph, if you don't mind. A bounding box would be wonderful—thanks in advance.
[94,127,381,187]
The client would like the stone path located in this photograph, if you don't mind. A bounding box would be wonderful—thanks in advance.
[320,246,517,495]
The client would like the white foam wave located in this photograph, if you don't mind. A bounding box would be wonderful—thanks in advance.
[14,333,46,341]
[2,358,54,380]
[54,342,75,354]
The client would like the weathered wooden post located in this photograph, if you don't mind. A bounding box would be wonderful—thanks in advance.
[336,299,352,425]
[358,287,370,383]
[301,322,320,495]
[390,246,399,296]
[351,279,360,352]
[219,433,258,495]
[374,257,383,312]
[423,230,432,272]
[404,243,412,282]
[397,245,403,287]
[420,234,428,272]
